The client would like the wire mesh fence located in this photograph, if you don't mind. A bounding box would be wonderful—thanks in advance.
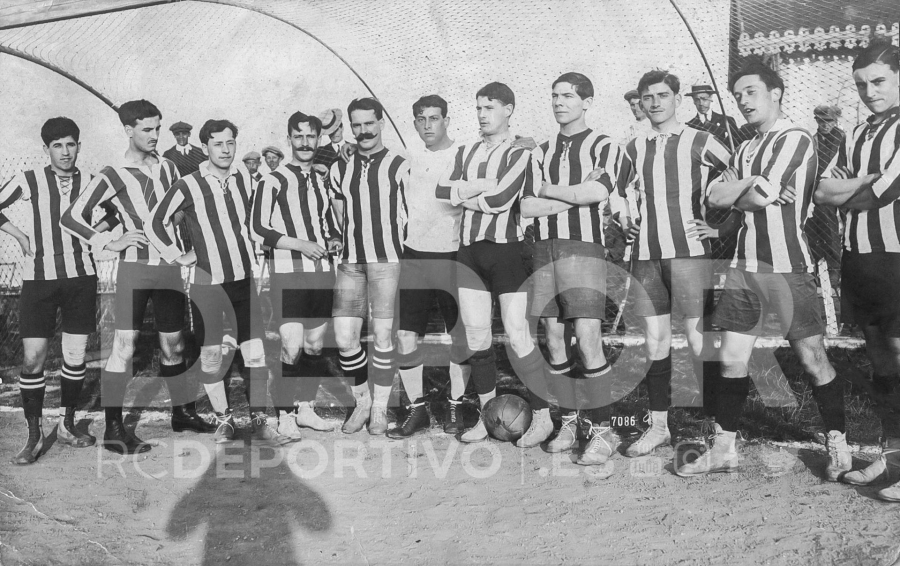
[2,0,896,373]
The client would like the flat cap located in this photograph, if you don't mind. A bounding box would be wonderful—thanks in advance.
[242,151,261,161]
[814,105,842,120]
[169,121,192,133]
[623,90,640,102]
[261,146,284,159]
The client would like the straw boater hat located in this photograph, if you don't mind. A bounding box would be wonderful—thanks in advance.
[688,85,717,97]
[318,109,343,136]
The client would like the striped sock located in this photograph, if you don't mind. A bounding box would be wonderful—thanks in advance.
[19,371,46,419]
[60,362,86,410]
[339,347,368,386]
[372,345,395,387]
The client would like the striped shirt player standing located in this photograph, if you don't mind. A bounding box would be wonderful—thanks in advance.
[615,71,733,461]
[815,42,900,501]
[682,62,849,479]
[519,72,621,468]
[252,111,343,439]
[435,82,546,444]
[329,97,409,436]
[0,118,116,464]
[147,119,292,446]
[61,100,211,456]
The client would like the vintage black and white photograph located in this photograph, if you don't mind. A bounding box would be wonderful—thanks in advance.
[0,0,898,564]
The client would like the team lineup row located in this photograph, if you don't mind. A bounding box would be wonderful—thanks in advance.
[1,42,899,496]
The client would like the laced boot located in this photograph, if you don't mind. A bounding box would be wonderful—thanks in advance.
[213,409,236,444]
[56,407,96,447]
[824,430,852,482]
[844,437,900,485]
[460,413,489,443]
[625,410,671,457]
[295,401,334,431]
[12,416,45,465]
[677,427,739,476]
[172,402,216,433]
[342,386,372,434]
[514,408,554,448]
[251,412,296,445]
[103,409,150,455]
[276,410,304,442]
[387,398,430,439]
[444,397,463,435]
[547,412,579,453]
[577,420,620,465]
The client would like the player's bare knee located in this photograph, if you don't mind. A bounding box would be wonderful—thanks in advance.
[61,333,88,366]
[22,354,44,375]
[281,343,302,364]
[507,330,534,358]
[465,325,492,352]
[240,338,266,367]
[200,346,223,374]
[112,332,137,362]
[159,334,184,365]
[396,331,418,356]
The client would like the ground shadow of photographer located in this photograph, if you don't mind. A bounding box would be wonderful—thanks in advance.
[166,441,332,565]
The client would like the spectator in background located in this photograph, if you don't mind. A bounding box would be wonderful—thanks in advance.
[622,89,650,145]
[261,146,284,172]
[685,84,742,149]
[163,121,206,177]
[314,108,345,168]
[242,151,262,183]
[807,105,845,289]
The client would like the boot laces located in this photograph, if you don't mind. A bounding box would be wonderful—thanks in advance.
[558,413,578,441]
[401,402,425,429]
[700,419,718,447]
[582,418,611,453]
[633,411,656,445]
[448,399,462,422]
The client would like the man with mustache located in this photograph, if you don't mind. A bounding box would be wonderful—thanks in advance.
[252,111,342,438]
[329,97,409,435]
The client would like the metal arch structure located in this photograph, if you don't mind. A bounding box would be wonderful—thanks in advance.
[0,0,406,147]
[0,45,117,109]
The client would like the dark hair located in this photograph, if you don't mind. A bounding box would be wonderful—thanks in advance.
[199,119,239,144]
[852,41,900,73]
[117,99,161,127]
[412,95,448,118]
[41,117,80,145]
[728,60,785,99]
[552,72,594,99]
[476,82,515,107]
[637,70,680,96]
[348,97,384,121]
[287,112,322,136]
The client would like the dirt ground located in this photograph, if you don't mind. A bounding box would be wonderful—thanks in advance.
[2,344,900,566]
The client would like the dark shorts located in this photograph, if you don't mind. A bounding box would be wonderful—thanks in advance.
[531,239,606,320]
[456,240,529,296]
[712,268,824,340]
[841,251,900,336]
[269,271,335,325]
[19,275,98,338]
[631,257,713,319]
[114,262,186,333]
[190,278,264,346]
[398,248,467,362]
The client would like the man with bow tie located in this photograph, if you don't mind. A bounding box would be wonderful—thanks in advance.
[686,85,743,149]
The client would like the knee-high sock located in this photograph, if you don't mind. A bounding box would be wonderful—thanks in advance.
[510,347,549,410]
[101,368,129,422]
[19,371,45,420]
[812,378,846,434]
[372,345,396,387]
[873,373,900,437]
[546,358,577,413]
[646,355,672,412]
[339,347,368,387]
[398,349,425,403]
[468,348,497,396]
[715,376,750,433]
[696,360,719,418]
[60,362,86,409]
[243,366,270,415]
[271,361,300,413]
[161,361,190,406]
[578,363,611,425]
[297,353,328,404]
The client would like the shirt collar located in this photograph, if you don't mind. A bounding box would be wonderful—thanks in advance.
[176,144,191,155]
[44,165,80,178]
[199,160,241,181]
[867,106,900,127]
[646,123,685,141]
[121,152,163,170]
[357,146,389,163]
[558,128,591,143]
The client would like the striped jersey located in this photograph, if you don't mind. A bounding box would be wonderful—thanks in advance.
[251,163,339,273]
[435,138,531,246]
[0,167,108,280]
[148,161,258,285]
[721,118,817,274]
[616,126,730,259]
[329,147,409,264]
[822,107,900,254]
[524,128,618,244]
[61,156,181,266]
